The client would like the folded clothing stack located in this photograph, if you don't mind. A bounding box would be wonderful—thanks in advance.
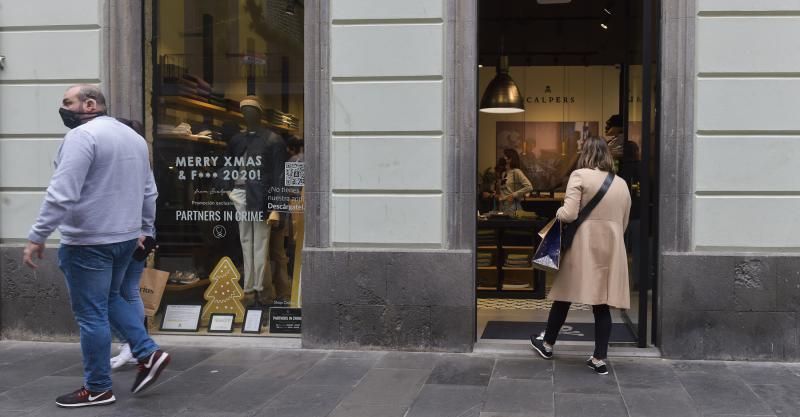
[477,252,493,267]
[477,230,495,246]
[266,109,299,130]
[504,253,532,268]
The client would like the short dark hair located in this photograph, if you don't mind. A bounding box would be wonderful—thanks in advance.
[606,114,623,129]
[286,136,304,152]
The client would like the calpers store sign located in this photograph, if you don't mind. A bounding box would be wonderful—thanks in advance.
[526,85,577,104]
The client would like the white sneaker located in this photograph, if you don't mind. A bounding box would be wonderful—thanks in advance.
[110,344,137,370]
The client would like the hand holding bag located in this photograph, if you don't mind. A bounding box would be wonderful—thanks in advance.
[532,218,562,272]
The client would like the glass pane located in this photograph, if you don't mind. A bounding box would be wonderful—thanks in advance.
[150,0,305,336]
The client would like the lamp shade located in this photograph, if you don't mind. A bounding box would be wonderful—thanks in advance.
[480,56,525,114]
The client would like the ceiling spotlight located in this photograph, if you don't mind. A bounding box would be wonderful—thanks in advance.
[600,17,609,30]
[478,64,484,68]
[603,7,613,15]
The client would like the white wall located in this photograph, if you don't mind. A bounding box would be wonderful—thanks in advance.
[694,1,800,250]
[0,0,103,242]
[329,0,445,246]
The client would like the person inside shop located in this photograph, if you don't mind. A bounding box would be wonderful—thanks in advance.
[286,136,304,163]
[491,148,533,214]
[224,96,290,307]
[530,136,631,375]
[604,114,625,162]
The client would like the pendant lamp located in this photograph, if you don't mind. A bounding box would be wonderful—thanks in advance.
[480,55,525,114]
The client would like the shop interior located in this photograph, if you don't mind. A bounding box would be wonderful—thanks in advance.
[475,0,658,347]
[148,0,305,337]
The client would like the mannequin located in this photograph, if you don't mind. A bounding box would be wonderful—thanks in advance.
[224,96,289,306]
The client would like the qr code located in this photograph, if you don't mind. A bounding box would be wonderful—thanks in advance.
[284,162,304,187]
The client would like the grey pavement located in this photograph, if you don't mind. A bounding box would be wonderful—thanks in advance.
[1,341,800,417]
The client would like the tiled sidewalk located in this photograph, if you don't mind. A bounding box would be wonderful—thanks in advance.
[1,341,799,417]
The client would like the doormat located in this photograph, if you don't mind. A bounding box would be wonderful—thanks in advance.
[481,321,636,342]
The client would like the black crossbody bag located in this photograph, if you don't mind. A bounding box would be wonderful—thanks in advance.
[561,172,615,251]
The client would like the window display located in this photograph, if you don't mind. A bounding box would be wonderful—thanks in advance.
[149,0,304,336]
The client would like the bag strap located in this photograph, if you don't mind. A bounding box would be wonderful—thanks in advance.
[574,172,615,224]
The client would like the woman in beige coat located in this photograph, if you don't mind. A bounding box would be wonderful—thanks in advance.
[530,136,631,375]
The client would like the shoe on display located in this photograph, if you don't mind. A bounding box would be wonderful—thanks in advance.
[55,387,115,408]
[530,333,553,359]
[132,350,171,394]
[110,343,137,369]
[586,357,609,375]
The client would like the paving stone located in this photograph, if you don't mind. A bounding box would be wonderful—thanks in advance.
[553,358,620,395]
[0,376,83,412]
[406,385,485,417]
[294,357,374,386]
[375,351,440,370]
[0,347,82,386]
[201,347,275,366]
[492,358,553,380]
[728,363,800,387]
[241,350,326,380]
[554,393,627,417]
[614,359,684,390]
[339,368,430,407]
[328,350,385,361]
[621,387,700,417]
[156,346,218,371]
[117,364,248,416]
[181,376,290,415]
[254,383,353,417]
[750,384,800,417]
[677,370,775,416]
[426,355,494,386]
[328,403,410,417]
[483,379,554,416]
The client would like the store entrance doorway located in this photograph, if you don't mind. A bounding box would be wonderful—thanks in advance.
[475,0,660,350]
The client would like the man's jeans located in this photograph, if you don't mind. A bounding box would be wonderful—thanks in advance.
[58,239,159,392]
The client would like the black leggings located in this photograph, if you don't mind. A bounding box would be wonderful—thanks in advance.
[543,301,612,360]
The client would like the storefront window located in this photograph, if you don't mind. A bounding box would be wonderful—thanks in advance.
[149,0,304,336]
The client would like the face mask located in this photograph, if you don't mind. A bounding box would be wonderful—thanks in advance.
[59,107,103,129]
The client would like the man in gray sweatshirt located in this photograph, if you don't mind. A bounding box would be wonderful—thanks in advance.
[23,85,171,408]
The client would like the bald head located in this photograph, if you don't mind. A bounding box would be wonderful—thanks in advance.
[63,85,107,112]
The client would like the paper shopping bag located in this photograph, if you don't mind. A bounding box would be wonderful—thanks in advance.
[140,268,170,317]
[532,219,562,273]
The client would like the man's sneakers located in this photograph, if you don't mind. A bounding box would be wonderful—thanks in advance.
[55,387,115,408]
[132,350,171,394]
[110,343,137,370]
[586,357,609,375]
[530,333,553,359]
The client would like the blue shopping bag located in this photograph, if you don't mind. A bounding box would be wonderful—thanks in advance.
[532,218,561,272]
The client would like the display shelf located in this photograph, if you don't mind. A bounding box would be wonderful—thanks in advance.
[157,133,227,147]
[165,278,210,292]
[477,266,497,271]
[502,267,534,271]
[478,245,533,250]
[161,96,296,132]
